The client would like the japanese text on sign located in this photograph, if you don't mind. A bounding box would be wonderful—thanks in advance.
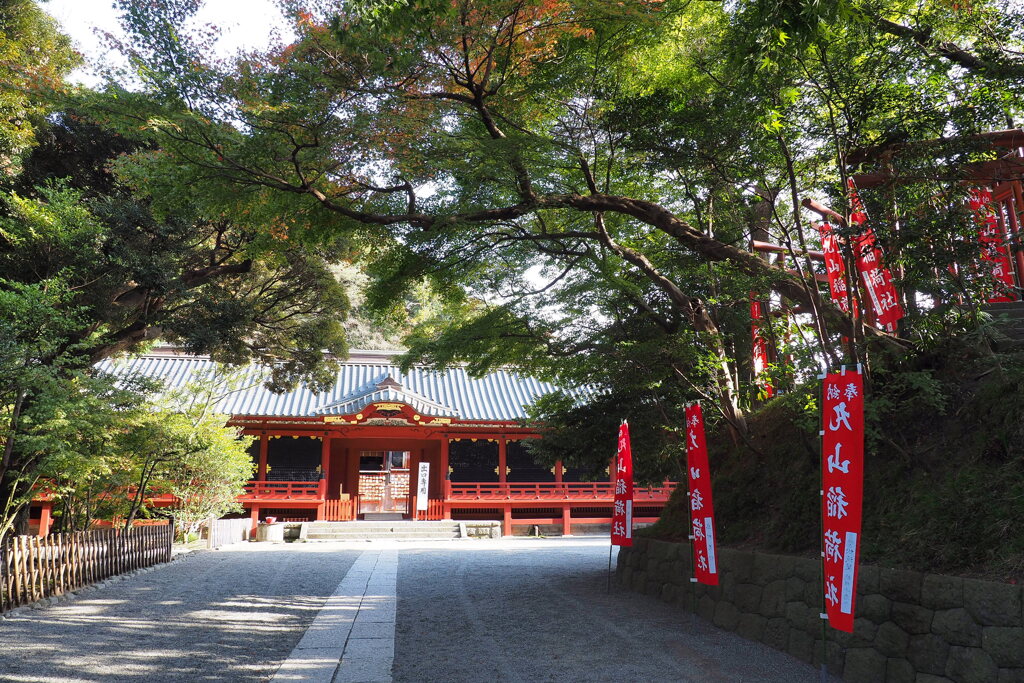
[821,370,865,633]
[611,422,634,547]
[685,404,719,586]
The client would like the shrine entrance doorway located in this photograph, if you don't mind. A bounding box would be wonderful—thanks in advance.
[358,451,411,515]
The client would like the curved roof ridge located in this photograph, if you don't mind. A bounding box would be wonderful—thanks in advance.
[315,373,460,417]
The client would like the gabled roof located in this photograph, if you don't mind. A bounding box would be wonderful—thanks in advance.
[97,350,566,422]
[314,374,459,418]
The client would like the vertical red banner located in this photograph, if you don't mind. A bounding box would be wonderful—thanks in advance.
[685,404,718,586]
[611,421,633,547]
[818,222,851,313]
[853,231,903,331]
[969,187,1017,302]
[749,297,774,398]
[821,369,865,633]
[848,180,904,332]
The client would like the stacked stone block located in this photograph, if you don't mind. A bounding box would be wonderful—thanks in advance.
[617,537,1024,682]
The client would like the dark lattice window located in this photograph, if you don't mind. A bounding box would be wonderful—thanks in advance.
[562,462,607,482]
[507,440,554,482]
[246,440,261,467]
[267,436,321,481]
[449,439,498,482]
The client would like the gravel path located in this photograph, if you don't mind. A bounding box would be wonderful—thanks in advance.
[1,538,836,682]
[0,544,360,682]
[393,537,835,683]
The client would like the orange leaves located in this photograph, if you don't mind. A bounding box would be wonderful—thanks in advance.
[437,0,592,86]
[269,223,290,241]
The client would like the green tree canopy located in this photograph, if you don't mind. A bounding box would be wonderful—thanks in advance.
[84,0,1024,472]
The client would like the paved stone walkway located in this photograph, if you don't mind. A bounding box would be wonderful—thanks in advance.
[0,538,834,682]
[392,538,832,682]
[273,550,396,683]
[0,544,360,682]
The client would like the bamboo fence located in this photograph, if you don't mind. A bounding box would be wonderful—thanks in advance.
[0,525,173,613]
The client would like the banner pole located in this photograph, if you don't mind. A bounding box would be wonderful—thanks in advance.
[685,402,698,615]
[607,544,613,594]
[818,371,829,683]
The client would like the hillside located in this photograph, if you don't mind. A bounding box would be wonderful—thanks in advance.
[644,333,1024,582]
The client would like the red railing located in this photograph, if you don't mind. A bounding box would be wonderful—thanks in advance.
[410,499,445,520]
[241,480,325,501]
[445,481,677,501]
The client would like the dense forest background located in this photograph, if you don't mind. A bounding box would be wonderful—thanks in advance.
[2,0,1023,571]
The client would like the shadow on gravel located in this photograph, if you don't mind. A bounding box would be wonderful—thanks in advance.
[392,540,834,683]
[0,546,358,682]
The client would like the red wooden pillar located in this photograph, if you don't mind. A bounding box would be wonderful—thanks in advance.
[502,506,512,537]
[346,447,358,499]
[1005,182,1024,290]
[249,505,260,539]
[561,504,572,536]
[257,434,269,481]
[38,501,53,538]
[554,459,563,484]
[498,437,507,485]
[440,437,451,520]
[320,435,331,486]
[318,435,331,525]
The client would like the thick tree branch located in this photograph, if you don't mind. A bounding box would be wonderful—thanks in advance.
[871,14,1024,80]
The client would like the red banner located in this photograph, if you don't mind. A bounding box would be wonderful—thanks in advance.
[818,222,851,313]
[750,297,774,398]
[848,180,904,331]
[969,187,1017,303]
[685,404,718,585]
[611,421,633,547]
[821,369,865,633]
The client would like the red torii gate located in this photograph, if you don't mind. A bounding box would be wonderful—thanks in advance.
[847,128,1024,298]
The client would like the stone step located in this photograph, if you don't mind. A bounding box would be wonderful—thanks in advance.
[305,524,460,532]
[362,512,404,521]
[305,525,460,532]
[305,532,461,541]
[295,519,502,541]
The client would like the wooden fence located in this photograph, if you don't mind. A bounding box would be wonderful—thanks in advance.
[0,525,173,613]
[415,499,445,520]
[321,497,359,521]
[205,518,250,549]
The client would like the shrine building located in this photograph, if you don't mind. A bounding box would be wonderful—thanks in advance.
[85,348,675,536]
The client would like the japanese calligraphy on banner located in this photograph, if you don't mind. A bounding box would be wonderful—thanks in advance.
[750,296,774,398]
[821,369,865,633]
[969,188,1017,303]
[817,223,851,313]
[685,404,718,586]
[611,421,634,547]
[847,180,904,331]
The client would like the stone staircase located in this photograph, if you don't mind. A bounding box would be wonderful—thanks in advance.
[982,300,1024,350]
[296,520,502,541]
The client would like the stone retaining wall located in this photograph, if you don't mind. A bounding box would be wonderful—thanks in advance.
[617,536,1024,682]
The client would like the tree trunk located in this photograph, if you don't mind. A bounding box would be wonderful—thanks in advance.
[690,302,748,441]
